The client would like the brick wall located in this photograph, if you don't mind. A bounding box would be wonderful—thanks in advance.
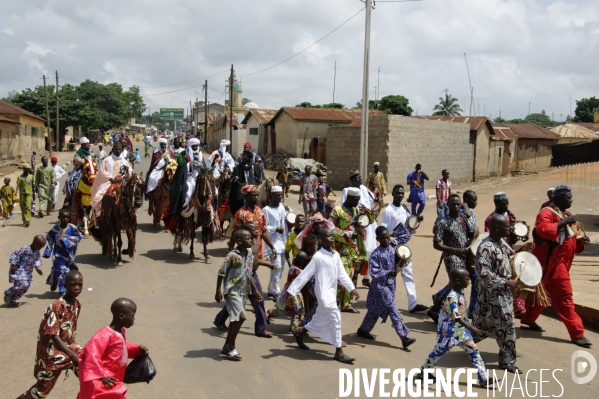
[326,115,474,189]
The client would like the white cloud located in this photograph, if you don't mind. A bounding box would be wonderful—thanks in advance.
[0,0,598,120]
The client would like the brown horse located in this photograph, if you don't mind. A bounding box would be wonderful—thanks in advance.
[99,172,145,266]
[165,170,220,261]
[148,158,177,227]
[65,158,97,236]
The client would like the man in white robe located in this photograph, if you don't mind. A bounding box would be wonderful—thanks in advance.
[146,136,171,195]
[206,139,235,180]
[51,156,66,209]
[341,170,378,286]
[262,185,289,297]
[287,228,359,363]
[183,137,204,208]
[90,141,133,217]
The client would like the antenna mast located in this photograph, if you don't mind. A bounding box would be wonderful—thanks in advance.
[464,52,474,116]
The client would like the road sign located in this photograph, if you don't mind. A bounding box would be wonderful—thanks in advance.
[160,108,184,119]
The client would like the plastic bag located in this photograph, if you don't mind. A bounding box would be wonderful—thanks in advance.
[124,353,156,384]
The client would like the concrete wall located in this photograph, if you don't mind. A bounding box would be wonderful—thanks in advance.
[515,138,558,171]
[273,112,348,157]
[0,115,47,163]
[475,127,491,180]
[231,128,248,158]
[326,115,474,189]
[244,116,262,152]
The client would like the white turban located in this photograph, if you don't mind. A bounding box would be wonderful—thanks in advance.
[271,185,283,193]
[220,139,231,147]
[158,136,168,145]
[187,137,201,147]
[347,187,361,197]
[80,137,90,144]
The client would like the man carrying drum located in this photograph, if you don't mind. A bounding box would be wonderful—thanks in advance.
[380,184,428,313]
[521,185,592,348]
[484,192,528,316]
[472,214,522,374]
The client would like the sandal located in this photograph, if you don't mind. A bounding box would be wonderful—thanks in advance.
[342,306,360,314]
[257,331,273,338]
[521,323,545,332]
[572,337,592,348]
[502,365,523,374]
[225,349,242,361]
[266,310,272,325]
[292,329,310,350]
[333,354,355,364]
[213,321,228,331]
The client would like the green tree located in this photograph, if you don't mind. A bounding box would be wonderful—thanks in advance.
[378,95,413,116]
[295,102,321,108]
[0,90,18,104]
[432,89,463,116]
[354,100,377,110]
[574,97,599,122]
[523,113,554,128]
[242,98,252,106]
[321,102,344,109]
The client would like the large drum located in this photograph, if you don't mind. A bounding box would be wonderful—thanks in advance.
[357,214,372,227]
[407,215,420,232]
[512,251,542,287]
[285,212,297,225]
[395,245,412,261]
[469,233,489,256]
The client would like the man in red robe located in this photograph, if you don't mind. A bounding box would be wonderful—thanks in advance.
[521,185,592,348]
[77,298,149,398]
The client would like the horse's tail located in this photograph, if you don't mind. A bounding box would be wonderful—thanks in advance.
[100,194,116,257]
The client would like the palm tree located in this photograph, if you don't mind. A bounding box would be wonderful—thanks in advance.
[432,89,463,116]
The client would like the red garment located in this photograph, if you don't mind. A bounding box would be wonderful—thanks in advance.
[233,206,267,259]
[521,207,585,339]
[77,326,141,399]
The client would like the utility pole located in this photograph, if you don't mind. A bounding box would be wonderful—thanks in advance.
[359,0,372,178]
[55,71,60,151]
[569,93,572,117]
[204,80,208,144]
[333,61,337,103]
[229,64,234,143]
[528,102,531,116]
[478,103,480,116]
[43,75,52,158]
[376,66,380,109]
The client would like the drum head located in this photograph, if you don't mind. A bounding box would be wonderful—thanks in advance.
[286,213,297,224]
[407,216,419,229]
[470,233,489,256]
[514,222,529,237]
[358,214,370,227]
[396,245,412,260]
[513,252,542,286]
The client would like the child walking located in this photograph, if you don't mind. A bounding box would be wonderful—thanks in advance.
[17,271,83,399]
[45,209,83,295]
[4,235,46,307]
[77,297,149,398]
[417,268,490,387]
[134,148,141,164]
[1,177,16,219]
[215,229,261,360]
[16,164,35,227]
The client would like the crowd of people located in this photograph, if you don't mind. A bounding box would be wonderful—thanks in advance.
[2,134,594,397]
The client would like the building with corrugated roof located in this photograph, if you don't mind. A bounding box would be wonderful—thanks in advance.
[550,123,599,143]
[0,100,48,163]
[494,123,560,172]
[240,109,277,153]
[264,107,385,162]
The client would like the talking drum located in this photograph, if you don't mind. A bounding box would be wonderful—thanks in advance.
[407,215,420,232]
[285,212,297,225]
[469,232,490,256]
[512,251,542,288]
[395,245,412,261]
[358,214,371,227]
[513,221,530,242]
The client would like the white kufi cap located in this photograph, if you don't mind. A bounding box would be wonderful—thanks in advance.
[79,137,90,144]
[347,187,361,197]
[271,185,283,193]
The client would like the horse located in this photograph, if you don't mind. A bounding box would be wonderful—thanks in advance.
[148,158,177,227]
[65,158,97,236]
[257,177,279,208]
[98,172,145,266]
[164,169,220,261]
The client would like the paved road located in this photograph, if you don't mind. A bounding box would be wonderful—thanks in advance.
[1,153,598,398]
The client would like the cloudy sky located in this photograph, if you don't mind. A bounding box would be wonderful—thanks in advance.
[1,0,598,121]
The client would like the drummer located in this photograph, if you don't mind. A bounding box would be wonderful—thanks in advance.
[380,184,428,313]
[330,187,373,313]
[483,192,529,316]
[472,214,522,374]
[428,194,472,323]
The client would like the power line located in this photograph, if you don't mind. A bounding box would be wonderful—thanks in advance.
[240,7,365,77]
[139,70,229,88]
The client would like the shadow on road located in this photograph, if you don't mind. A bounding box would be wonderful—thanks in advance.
[137,223,163,234]
[25,292,58,300]
[261,347,332,361]
[196,301,226,309]
[141,249,198,264]
[184,348,225,361]
[75,253,121,269]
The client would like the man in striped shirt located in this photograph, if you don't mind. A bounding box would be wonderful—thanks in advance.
[435,169,452,219]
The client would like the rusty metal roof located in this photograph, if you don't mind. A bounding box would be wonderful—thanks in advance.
[240,109,277,125]
[492,126,517,141]
[0,115,21,124]
[412,115,494,134]
[0,101,46,122]
[266,107,385,125]
[493,123,560,140]
[550,124,598,139]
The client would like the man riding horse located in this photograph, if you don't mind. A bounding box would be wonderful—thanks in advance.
[146,136,177,226]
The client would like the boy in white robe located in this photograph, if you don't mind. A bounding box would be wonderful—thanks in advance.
[287,228,359,363]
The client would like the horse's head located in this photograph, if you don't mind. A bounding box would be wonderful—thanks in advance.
[125,172,145,210]
[82,158,97,185]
